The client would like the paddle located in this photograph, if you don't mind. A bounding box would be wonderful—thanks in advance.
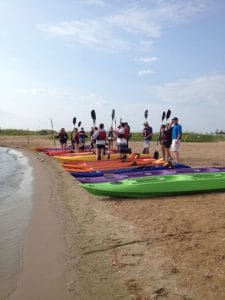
[154,111,166,159]
[144,109,148,121]
[111,109,115,127]
[166,109,171,122]
[91,109,96,126]
[136,158,168,169]
[153,148,159,159]
[162,111,166,124]
[73,117,76,128]
[50,119,56,146]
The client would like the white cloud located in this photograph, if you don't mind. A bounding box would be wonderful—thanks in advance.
[16,88,73,99]
[37,0,211,52]
[144,74,225,132]
[150,75,225,106]
[138,69,153,76]
[105,6,161,37]
[154,0,211,24]
[135,56,157,65]
[38,21,129,53]
[105,1,211,36]
[83,0,105,6]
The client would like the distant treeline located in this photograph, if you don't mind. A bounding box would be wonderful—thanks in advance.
[0,129,54,136]
[1,129,225,142]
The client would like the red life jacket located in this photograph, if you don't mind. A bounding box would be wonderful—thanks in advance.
[97,130,106,140]
[124,127,129,139]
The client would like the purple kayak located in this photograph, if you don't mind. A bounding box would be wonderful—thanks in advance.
[77,167,225,183]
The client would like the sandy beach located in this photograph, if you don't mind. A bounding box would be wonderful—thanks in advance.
[1,135,225,300]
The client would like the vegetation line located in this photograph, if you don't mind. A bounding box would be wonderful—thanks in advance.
[0,129,225,142]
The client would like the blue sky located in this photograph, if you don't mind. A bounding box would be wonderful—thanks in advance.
[0,0,225,133]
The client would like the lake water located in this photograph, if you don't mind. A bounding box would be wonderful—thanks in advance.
[0,147,33,299]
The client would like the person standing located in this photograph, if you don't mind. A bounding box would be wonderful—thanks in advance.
[158,124,172,161]
[142,121,153,154]
[89,127,95,149]
[107,126,114,149]
[79,127,87,151]
[71,128,79,152]
[90,126,98,149]
[116,123,128,159]
[158,124,167,159]
[55,128,68,151]
[165,123,172,161]
[93,123,107,160]
[171,117,182,163]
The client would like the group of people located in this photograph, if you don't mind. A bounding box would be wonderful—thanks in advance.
[143,116,182,163]
[55,116,182,163]
[91,122,132,160]
[56,127,87,152]
[55,122,131,160]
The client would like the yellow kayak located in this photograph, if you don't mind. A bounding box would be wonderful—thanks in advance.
[53,153,150,162]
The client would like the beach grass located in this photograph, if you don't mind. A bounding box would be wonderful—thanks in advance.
[1,129,225,143]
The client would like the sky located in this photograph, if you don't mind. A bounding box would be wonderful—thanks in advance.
[0,0,225,133]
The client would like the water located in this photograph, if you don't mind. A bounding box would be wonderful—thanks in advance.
[0,147,33,299]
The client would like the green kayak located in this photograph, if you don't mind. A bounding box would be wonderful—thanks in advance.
[80,172,225,198]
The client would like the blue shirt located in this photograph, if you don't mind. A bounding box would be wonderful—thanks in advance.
[172,124,182,140]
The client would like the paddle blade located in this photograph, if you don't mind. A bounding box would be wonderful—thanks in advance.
[78,121,81,127]
[162,111,166,122]
[144,109,148,120]
[73,117,76,125]
[111,109,115,121]
[166,109,171,120]
[153,150,159,159]
[91,109,96,124]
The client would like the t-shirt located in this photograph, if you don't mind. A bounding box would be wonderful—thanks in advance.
[172,124,182,140]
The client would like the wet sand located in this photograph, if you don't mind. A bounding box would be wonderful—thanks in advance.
[1,135,225,299]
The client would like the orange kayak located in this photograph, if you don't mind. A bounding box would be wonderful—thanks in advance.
[62,158,167,172]
[62,157,153,168]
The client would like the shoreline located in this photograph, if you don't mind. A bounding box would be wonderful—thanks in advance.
[1,136,225,299]
[8,149,74,300]
[0,147,33,299]
[6,143,131,299]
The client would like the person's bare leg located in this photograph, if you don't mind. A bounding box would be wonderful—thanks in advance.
[173,151,179,163]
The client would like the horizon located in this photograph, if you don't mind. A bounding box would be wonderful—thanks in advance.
[0,0,225,133]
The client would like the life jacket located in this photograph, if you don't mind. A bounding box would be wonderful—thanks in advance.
[97,129,106,140]
[144,126,152,141]
[124,127,129,139]
[75,132,80,143]
[79,130,86,137]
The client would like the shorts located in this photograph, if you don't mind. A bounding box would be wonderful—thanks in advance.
[165,141,172,148]
[118,144,128,154]
[143,140,150,148]
[96,144,105,149]
[171,139,181,152]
